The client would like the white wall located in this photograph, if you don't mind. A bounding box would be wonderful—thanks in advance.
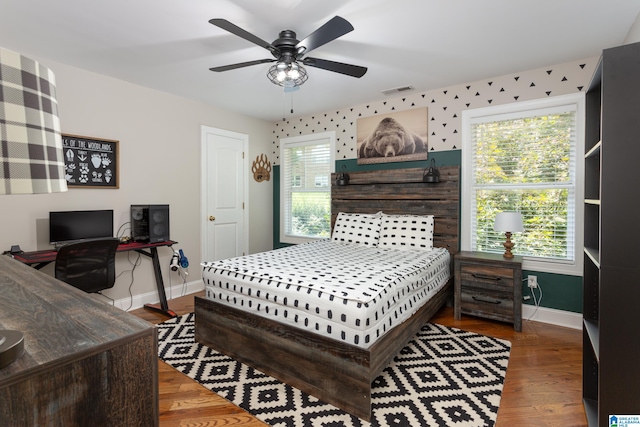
[1,58,273,305]
[624,12,640,44]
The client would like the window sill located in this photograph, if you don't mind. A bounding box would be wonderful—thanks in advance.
[522,257,582,276]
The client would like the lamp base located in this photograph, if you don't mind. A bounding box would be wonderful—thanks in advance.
[503,232,515,259]
[0,330,25,369]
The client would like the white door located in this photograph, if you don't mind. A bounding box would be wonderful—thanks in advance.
[201,126,248,262]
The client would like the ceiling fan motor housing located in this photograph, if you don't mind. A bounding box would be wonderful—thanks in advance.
[272,30,299,62]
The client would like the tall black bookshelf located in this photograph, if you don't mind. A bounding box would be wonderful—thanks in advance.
[583,41,640,426]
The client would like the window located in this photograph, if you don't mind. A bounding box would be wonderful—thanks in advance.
[280,131,335,244]
[461,93,584,275]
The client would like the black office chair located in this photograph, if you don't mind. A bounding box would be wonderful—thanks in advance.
[55,238,120,294]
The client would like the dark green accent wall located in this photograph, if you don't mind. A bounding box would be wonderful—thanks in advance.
[273,150,583,314]
[334,150,462,172]
[521,270,582,313]
[272,165,287,249]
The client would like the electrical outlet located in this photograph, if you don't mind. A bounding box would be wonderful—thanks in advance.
[528,275,538,288]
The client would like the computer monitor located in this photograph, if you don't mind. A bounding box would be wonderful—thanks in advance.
[49,210,114,246]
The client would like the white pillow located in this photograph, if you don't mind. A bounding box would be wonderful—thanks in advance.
[378,214,434,251]
[331,212,381,247]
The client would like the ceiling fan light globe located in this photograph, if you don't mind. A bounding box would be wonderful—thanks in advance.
[267,61,308,87]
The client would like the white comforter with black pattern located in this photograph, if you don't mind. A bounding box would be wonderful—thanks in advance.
[201,239,450,349]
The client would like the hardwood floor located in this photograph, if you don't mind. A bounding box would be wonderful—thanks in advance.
[131,291,587,427]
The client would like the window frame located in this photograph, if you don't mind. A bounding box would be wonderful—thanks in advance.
[461,93,585,276]
[279,131,335,245]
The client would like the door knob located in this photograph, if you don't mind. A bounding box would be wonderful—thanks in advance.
[209,216,216,221]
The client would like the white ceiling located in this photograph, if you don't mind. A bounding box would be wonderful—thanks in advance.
[1,0,639,122]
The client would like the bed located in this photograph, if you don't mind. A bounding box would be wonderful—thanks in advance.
[194,166,460,420]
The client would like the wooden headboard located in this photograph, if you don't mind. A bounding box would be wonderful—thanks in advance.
[331,166,460,255]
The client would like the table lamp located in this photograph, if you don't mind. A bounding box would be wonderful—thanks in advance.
[494,211,524,259]
[1,46,68,367]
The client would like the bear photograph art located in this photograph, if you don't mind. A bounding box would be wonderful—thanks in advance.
[357,107,428,164]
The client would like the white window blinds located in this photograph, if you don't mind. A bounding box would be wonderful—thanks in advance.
[280,132,335,244]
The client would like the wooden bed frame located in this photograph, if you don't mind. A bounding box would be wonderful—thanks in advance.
[195,166,460,421]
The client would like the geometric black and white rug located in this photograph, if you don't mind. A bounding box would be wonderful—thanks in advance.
[158,313,511,427]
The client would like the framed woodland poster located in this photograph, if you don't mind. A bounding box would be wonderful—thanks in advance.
[61,134,119,188]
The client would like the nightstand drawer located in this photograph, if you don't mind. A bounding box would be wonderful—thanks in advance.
[459,265,514,290]
[459,288,514,319]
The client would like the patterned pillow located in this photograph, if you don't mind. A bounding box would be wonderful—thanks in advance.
[331,212,382,247]
[378,214,434,251]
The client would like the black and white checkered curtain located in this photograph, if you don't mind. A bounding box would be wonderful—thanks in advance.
[0,47,67,194]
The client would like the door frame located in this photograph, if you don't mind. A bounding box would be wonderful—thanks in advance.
[200,125,249,263]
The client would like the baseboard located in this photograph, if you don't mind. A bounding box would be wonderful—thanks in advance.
[111,280,204,312]
[522,304,582,330]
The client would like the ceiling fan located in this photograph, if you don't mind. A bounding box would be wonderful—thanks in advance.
[208,16,367,88]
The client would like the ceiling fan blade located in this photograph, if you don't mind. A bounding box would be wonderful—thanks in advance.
[296,16,354,56]
[302,57,367,78]
[209,19,278,55]
[210,58,275,72]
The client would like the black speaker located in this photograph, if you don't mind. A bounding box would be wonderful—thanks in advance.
[131,204,170,243]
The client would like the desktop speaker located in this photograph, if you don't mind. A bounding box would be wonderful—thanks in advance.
[131,204,170,243]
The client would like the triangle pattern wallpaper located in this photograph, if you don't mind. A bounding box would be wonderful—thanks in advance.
[271,56,599,164]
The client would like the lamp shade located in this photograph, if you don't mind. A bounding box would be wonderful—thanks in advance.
[0,47,67,194]
[494,211,524,233]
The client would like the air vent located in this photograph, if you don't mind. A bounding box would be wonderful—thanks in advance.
[381,85,414,96]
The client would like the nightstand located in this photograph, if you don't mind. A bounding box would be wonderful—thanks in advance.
[454,251,523,331]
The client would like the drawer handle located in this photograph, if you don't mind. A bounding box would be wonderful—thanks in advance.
[472,296,502,304]
[471,273,501,281]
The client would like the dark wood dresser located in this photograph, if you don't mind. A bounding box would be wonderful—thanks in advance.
[0,255,158,426]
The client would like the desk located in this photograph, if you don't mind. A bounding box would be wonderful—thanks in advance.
[13,240,178,318]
